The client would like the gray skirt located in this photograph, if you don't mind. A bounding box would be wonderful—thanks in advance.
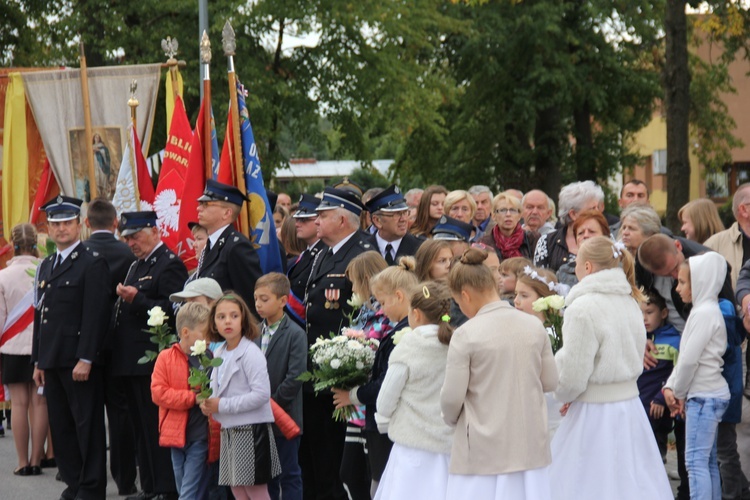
[218,423,281,486]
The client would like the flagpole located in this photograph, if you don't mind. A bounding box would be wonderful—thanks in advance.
[79,41,98,199]
[200,30,212,180]
[162,36,181,100]
[222,21,251,238]
[128,80,141,210]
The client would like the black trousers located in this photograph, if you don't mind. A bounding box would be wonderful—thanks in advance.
[46,366,107,500]
[122,375,176,494]
[299,391,348,500]
[103,352,137,491]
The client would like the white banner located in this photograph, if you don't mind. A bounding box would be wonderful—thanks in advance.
[21,64,160,199]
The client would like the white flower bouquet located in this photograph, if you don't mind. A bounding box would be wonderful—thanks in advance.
[532,295,565,353]
[298,333,379,421]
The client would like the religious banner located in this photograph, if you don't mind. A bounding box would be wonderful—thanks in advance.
[0,68,50,245]
[21,64,161,199]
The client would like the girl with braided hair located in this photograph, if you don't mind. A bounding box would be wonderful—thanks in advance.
[374,281,454,500]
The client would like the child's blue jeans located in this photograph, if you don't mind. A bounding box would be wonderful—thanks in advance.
[171,440,209,499]
[685,397,729,500]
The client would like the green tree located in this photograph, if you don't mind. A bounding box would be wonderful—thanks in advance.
[395,0,662,203]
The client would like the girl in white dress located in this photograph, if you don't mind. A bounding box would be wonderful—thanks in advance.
[374,281,454,500]
[441,248,558,500]
[550,236,672,500]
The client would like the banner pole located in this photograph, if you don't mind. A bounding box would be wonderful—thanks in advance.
[162,37,181,100]
[200,31,212,181]
[79,41,98,199]
[128,80,141,210]
[222,21,251,238]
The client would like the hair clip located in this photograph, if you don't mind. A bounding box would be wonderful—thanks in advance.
[441,314,451,323]
[423,285,431,299]
[613,240,627,259]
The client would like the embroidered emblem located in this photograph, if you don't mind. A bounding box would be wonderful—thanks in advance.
[71,252,78,260]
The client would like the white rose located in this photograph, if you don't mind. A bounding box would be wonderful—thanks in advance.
[190,340,207,356]
[330,359,342,369]
[356,361,364,370]
[147,306,168,326]
[546,295,565,310]
[347,293,364,308]
[532,298,548,312]
[347,340,364,350]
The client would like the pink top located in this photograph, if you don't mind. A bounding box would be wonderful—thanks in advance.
[0,255,39,355]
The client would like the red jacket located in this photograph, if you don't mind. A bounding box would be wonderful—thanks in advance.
[151,343,220,462]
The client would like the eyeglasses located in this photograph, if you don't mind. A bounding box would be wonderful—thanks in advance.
[494,208,520,215]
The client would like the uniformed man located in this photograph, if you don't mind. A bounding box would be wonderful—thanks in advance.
[286,194,326,328]
[365,184,423,265]
[31,196,112,500]
[194,179,262,313]
[83,198,138,496]
[300,187,373,500]
[113,211,188,500]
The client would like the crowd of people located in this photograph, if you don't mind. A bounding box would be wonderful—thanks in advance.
[1,176,750,500]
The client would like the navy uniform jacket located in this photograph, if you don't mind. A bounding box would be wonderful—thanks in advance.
[111,244,188,377]
[199,225,262,315]
[31,242,112,370]
[304,233,374,347]
[85,232,136,295]
[286,240,327,327]
[366,232,423,262]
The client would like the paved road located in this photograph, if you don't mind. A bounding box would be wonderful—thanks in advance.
[0,425,122,500]
[0,421,681,499]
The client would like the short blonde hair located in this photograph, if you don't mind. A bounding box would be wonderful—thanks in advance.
[176,302,211,334]
[444,190,477,221]
[492,193,522,211]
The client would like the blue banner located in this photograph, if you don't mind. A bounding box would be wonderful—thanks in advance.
[237,82,283,274]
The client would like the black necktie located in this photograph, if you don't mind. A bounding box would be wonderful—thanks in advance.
[52,253,62,271]
[385,244,395,265]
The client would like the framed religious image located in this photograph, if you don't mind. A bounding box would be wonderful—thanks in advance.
[68,126,124,201]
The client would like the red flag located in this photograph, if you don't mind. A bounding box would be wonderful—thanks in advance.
[132,129,155,205]
[154,96,192,252]
[175,103,209,270]
[30,158,60,225]
[217,110,236,185]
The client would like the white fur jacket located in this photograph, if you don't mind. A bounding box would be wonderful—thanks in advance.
[555,268,646,404]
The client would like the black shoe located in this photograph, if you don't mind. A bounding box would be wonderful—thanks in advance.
[29,465,42,475]
[0,425,5,437]
[13,465,31,476]
[118,484,138,496]
[55,471,63,481]
[41,457,57,468]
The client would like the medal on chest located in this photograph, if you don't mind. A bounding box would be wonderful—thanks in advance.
[324,288,341,310]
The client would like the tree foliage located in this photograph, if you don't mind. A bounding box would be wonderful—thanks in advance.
[2,0,748,206]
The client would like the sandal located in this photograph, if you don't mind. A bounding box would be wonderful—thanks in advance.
[13,465,31,476]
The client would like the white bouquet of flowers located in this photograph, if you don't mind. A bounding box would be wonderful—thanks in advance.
[532,295,565,353]
[298,332,379,421]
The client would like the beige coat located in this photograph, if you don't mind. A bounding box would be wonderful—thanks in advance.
[440,300,558,475]
[704,221,743,288]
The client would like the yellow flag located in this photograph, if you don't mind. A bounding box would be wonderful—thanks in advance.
[2,73,30,234]
[165,68,184,138]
